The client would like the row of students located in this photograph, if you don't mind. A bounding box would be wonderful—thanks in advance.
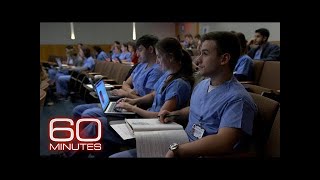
[57,31,257,158]
[88,41,139,65]
[48,41,141,101]
[73,35,163,119]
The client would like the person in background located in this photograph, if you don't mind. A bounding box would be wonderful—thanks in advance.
[93,45,109,61]
[247,28,280,61]
[110,41,121,52]
[47,45,76,85]
[128,41,139,65]
[232,31,254,81]
[75,43,84,66]
[106,44,121,62]
[55,46,95,100]
[194,34,201,50]
[116,42,131,63]
[182,33,197,49]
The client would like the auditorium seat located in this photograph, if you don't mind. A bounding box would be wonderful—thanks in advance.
[40,89,47,113]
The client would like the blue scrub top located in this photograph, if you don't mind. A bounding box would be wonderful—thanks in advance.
[131,63,163,96]
[149,71,192,112]
[185,77,257,144]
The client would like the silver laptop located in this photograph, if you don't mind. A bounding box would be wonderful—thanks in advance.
[56,58,62,68]
[94,79,135,115]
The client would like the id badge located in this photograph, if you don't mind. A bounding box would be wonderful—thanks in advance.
[192,124,204,139]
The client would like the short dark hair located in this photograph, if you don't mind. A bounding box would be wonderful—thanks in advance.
[201,31,240,71]
[136,35,159,52]
[255,28,270,39]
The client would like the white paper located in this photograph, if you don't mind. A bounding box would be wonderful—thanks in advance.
[110,123,134,140]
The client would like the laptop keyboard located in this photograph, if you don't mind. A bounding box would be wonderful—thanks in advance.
[114,106,123,112]
[109,102,117,111]
[108,102,123,112]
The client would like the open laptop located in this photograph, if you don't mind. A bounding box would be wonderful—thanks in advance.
[56,58,68,69]
[86,77,121,100]
[55,58,62,69]
[88,77,96,91]
[94,79,135,115]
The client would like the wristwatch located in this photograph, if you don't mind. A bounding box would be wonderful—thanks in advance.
[169,143,179,156]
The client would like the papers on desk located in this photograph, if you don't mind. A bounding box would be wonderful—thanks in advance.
[85,84,114,90]
[110,123,134,140]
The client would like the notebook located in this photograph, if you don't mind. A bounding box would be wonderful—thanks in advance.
[94,79,135,115]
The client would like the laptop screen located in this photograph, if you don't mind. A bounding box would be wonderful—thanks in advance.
[95,80,110,111]
[56,58,62,68]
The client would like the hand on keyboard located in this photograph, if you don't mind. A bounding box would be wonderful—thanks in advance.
[114,106,123,112]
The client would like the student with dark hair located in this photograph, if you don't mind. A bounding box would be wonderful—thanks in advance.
[72,35,163,119]
[64,37,194,158]
[93,45,109,61]
[113,32,257,158]
[247,28,280,61]
[232,31,254,81]
[110,41,120,52]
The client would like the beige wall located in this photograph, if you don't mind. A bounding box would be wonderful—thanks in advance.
[199,22,280,41]
[40,44,112,62]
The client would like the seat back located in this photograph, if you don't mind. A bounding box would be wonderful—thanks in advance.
[252,60,265,84]
[40,80,49,92]
[117,64,133,84]
[265,108,280,157]
[250,93,279,157]
[93,60,106,74]
[258,61,280,90]
[40,89,47,113]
